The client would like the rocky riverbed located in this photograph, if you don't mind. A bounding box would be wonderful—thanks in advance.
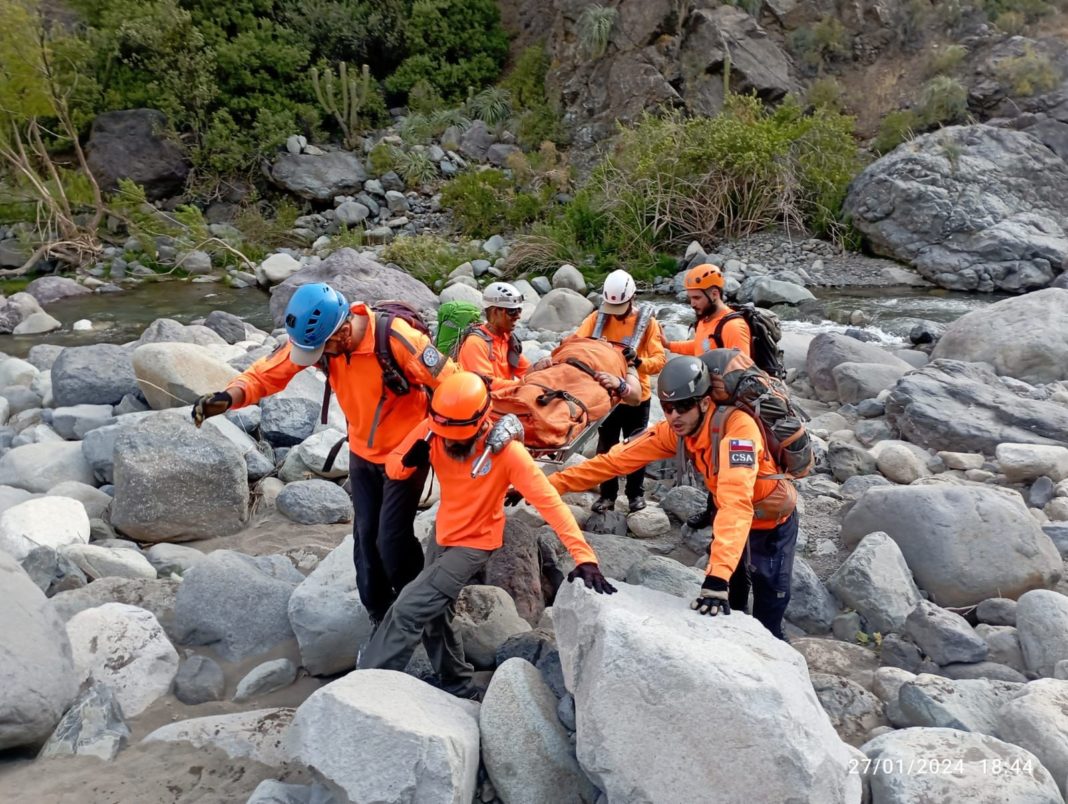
[2,246,1068,803]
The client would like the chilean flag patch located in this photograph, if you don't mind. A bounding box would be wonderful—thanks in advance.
[729,439,754,452]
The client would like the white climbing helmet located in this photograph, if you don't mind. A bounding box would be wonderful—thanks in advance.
[601,269,636,314]
[482,282,524,310]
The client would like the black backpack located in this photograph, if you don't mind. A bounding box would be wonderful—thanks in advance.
[711,304,785,379]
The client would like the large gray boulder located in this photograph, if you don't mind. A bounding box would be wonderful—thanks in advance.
[174,550,301,662]
[50,578,180,641]
[25,276,91,307]
[885,359,1068,453]
[0,442,95,493]
[276,479,353,525]
[827,532,921,634]
[786,556,839,634]
[860,727,1063,803]
[527,289,595,333]
[51,343,139,406]
[832,361,910,405]
[931,289,1068,383]
[553,582,860,803]
[268,248,438,325]
[110,417,249,542]
[269,150,368,201]
[1016,589,1068,677]
[286,670,480,804]
[480,658,597,804]
[85,109,190,200]
[996,679,1068,798]
[809,673,887,747]
[137,318,229,348]
[625,555,705,599]
[905,601,989,666]
[65,602,179,717]
[844,124,1068,293]
[143,708,295,767]
[0,552,78,750]
[288,536,373,676]
[899,674,1022,733]
[454,585,532,670]
[132,342,238,410]
[806,333,912,402]
[841,485,1062,607]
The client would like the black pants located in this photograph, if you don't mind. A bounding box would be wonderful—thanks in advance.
[744,511,799,640]
[595,399,651,501]
[349,452,428,621]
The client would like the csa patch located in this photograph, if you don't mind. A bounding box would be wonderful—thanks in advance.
[728,438,756,467]
[421,346,445,376]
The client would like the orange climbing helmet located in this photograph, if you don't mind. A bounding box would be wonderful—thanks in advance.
[429,371,491,439]
[684,263,725,292]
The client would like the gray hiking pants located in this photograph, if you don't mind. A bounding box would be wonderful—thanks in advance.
[357,539,492,686]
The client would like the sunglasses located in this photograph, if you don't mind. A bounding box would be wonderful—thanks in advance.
[502,308,522,318]
[661,398,699,416]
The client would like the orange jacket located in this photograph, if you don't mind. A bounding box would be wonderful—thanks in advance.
[386,419,597,565]
[227,303,456,463]
[549,409,789,581]
[575,309,666,401]
[456,323,530,390]
[669,308,751,358]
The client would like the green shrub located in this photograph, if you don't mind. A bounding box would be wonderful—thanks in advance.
[995,46,1061,96]
[467,87,512,127]
[439,169,514,235]
[874,109,919,154]
[500,44,563,147]
[368,141,403,175]
[384,0,509,101]
[916,75,969,126]
[806,77,846,111]
[429,108,472,137]
[995,10,1028,32]
[724,0,764,15]
[398,113,434,144]
[925,44,969,78]
[983,0,1052,21]
[397,149,439,187]
[407,78,445,114]
[379,233,482,285]
[577,5,617,59]
[791,16,851,70]
[523,94,865,274]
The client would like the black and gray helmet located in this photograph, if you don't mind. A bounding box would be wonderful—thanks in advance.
[657,357,711,403]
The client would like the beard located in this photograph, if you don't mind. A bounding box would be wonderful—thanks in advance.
[444,436,478,460]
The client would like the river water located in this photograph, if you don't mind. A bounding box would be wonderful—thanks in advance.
[0,279,1004,358]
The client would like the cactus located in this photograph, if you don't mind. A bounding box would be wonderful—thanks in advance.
[311,62,377,150]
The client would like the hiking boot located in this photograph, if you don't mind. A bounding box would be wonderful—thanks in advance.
[628,496,647,513]
[441,679,483,701]
[591,497,615,514]
[686,508,712,529]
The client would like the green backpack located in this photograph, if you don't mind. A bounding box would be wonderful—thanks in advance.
[435,300,483,356]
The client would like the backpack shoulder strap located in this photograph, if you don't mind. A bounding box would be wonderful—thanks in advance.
[592,311,607,340]
[625,304,655,349]
[507,332,522,368]
[711,311,747,349]
[318,356,332,425]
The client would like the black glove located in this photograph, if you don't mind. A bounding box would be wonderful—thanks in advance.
[402,438,431,469]
[621,345,641,368]
[567,562,617,595]
[504,488,524,507]
[192,391,232,427]
[691,575,730,616]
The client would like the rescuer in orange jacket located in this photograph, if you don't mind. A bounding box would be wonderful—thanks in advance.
[574,269,667,515]
[666,263,752,358]
[668,263,752,530]
[544,356,799,640]
[191,283,457,625]
[357,371,615,698]
[456,282,530,390]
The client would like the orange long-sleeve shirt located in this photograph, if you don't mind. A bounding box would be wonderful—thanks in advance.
[227,302,456,463]
[669,308,751,358]
[575,308,666,401]
[386,419,597,565]
[456,323,530,390]
[549,410,788,581]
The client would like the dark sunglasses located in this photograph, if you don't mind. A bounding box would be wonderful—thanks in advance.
[502,308,522,318]
[661,397,699,415]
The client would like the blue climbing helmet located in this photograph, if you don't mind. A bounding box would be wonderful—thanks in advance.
[284,283,350,366]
